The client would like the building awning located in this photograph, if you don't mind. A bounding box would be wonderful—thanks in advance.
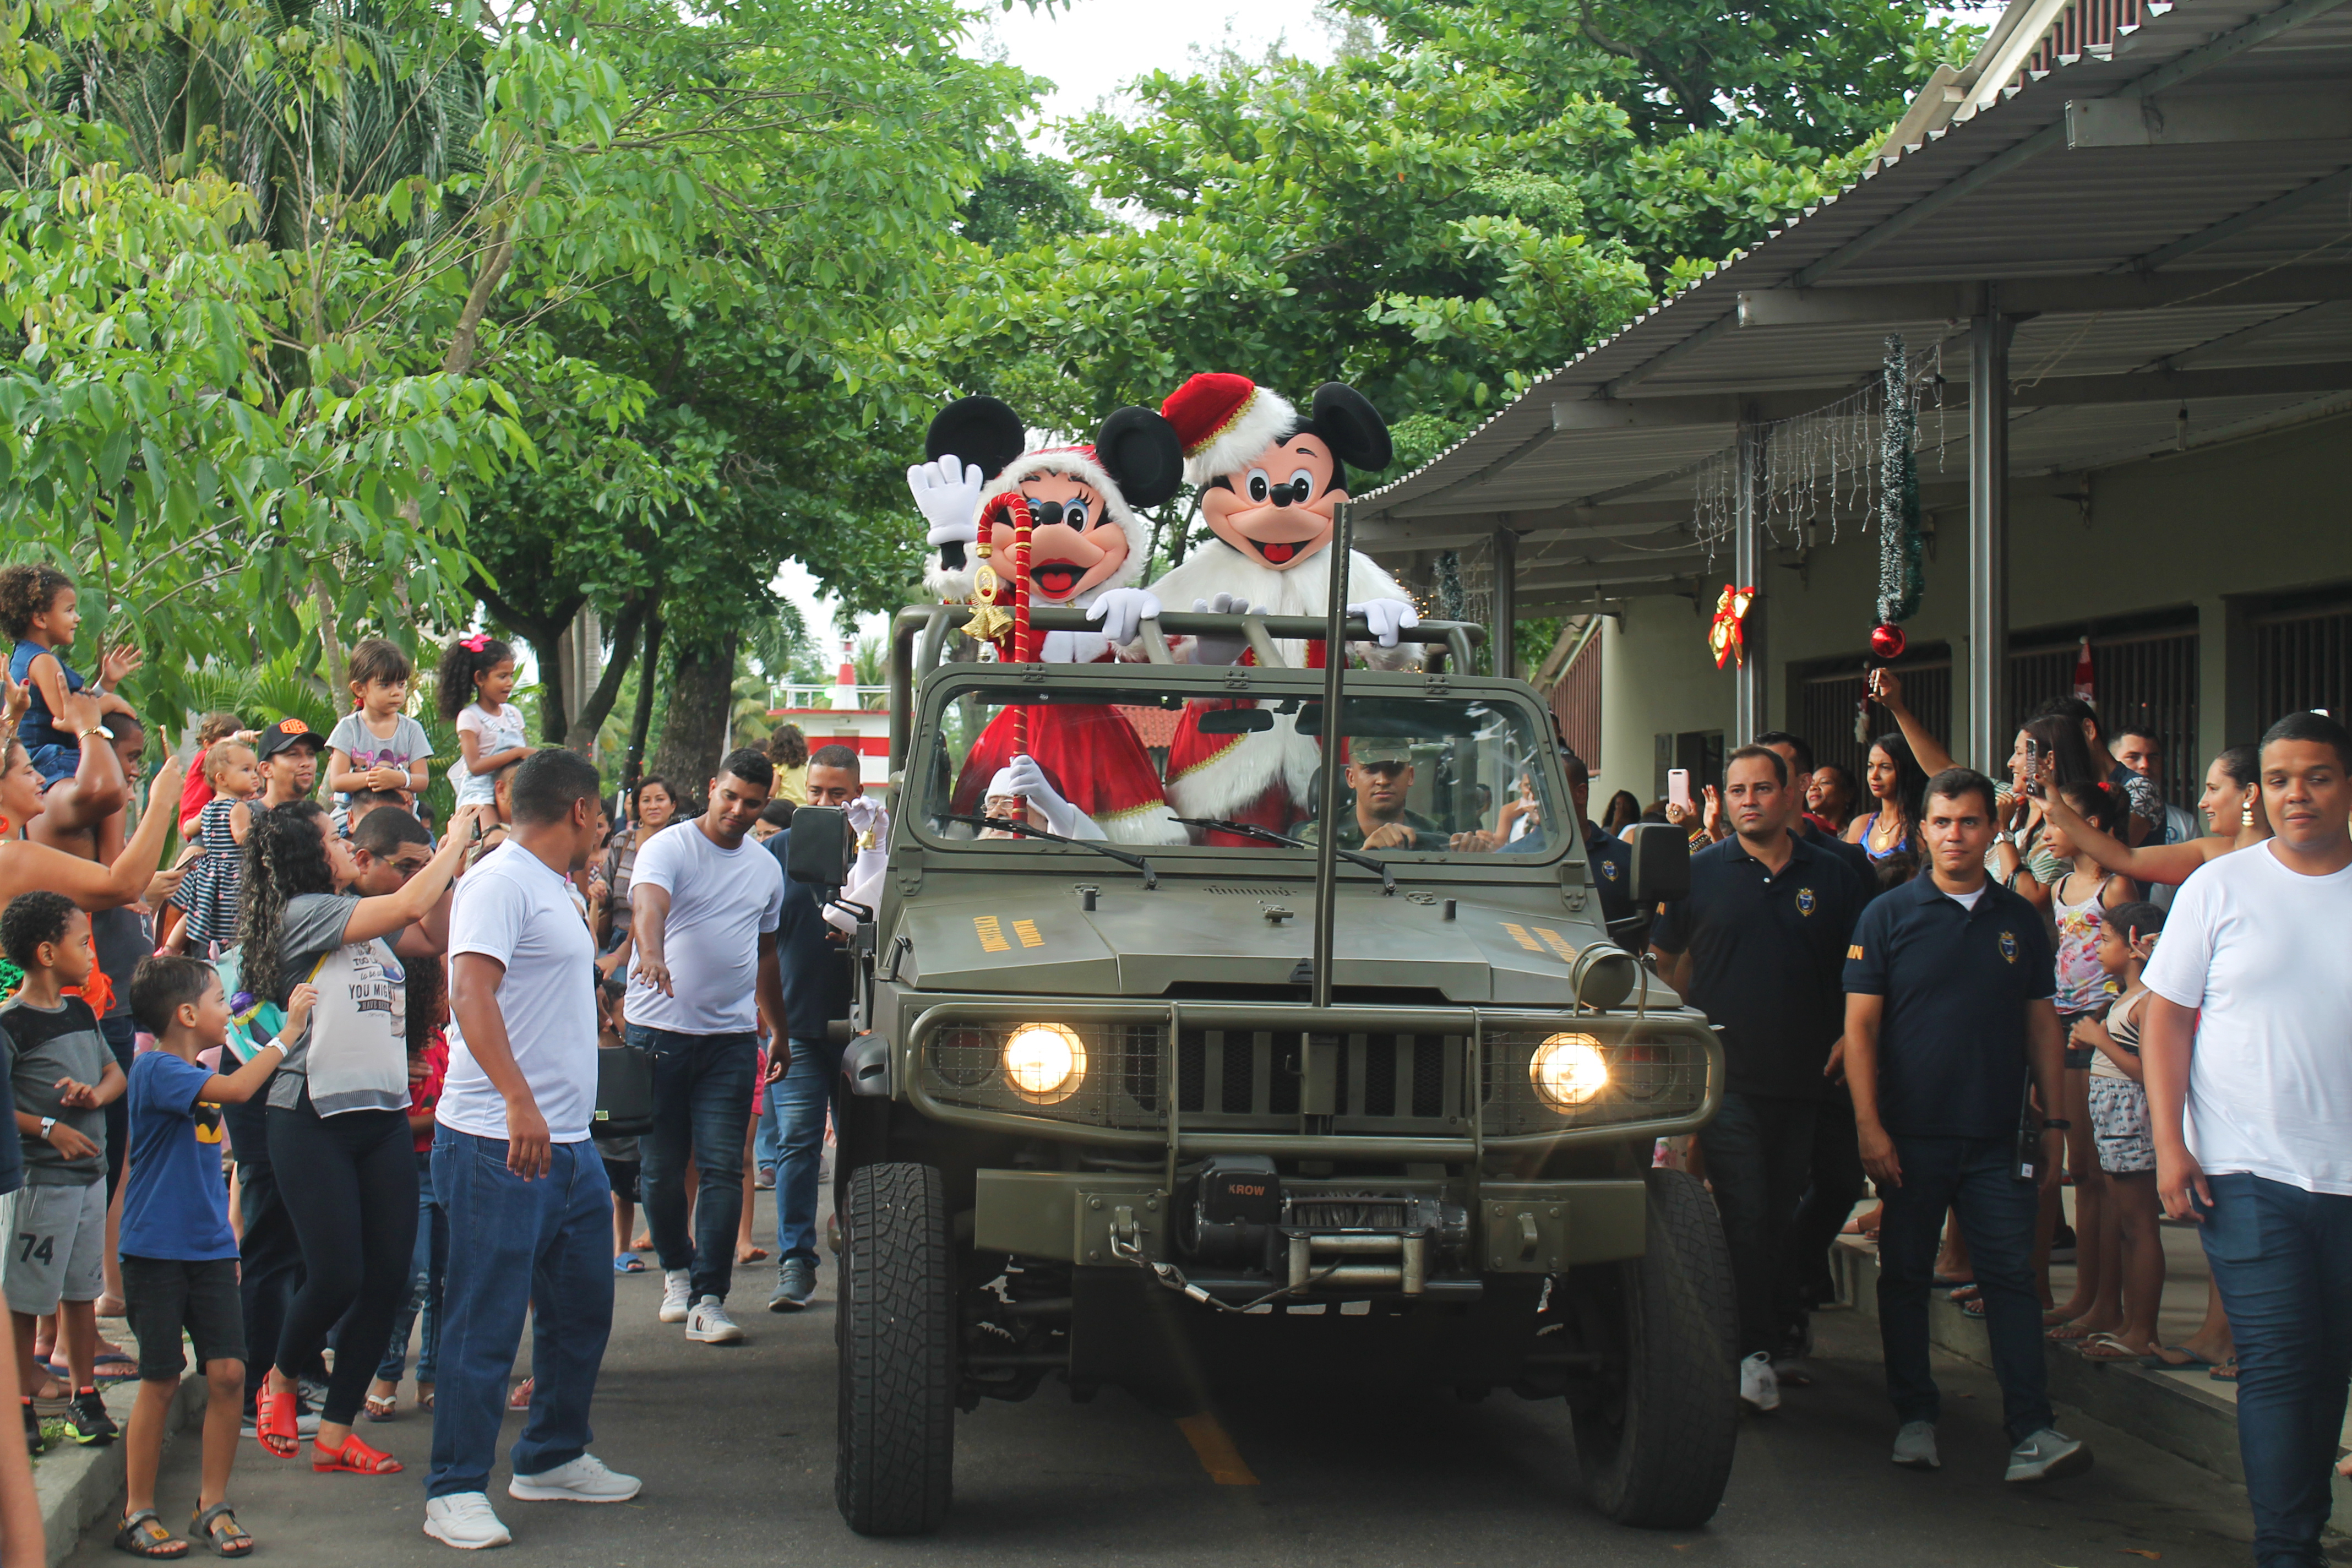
[1358,0,2352,617]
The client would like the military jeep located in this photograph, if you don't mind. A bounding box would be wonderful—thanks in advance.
[787,601,1736,1538]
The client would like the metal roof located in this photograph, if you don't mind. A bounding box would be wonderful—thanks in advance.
[1358,0,2352,612]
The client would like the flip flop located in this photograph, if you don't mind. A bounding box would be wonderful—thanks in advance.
[613,1254,646,1274]
[2077,1332,2147,1360]
[2140,1346,2222,1370]
[1931,1276,1974,1291]
[2208,1357,2238,1382]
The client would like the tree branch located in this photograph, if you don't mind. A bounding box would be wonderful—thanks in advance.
[564,593,651,751]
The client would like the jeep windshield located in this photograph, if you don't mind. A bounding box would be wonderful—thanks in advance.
[910,668,1570,863]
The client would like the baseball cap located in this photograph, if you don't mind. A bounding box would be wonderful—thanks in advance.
[254,717,325,759]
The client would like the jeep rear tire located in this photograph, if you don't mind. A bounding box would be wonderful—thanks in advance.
[1572,1168,1739,1528]
[836,1162,955,1536]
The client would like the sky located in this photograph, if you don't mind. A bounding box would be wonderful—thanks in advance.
[772,0,1344,674]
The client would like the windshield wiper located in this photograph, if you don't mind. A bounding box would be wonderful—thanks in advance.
[937,813,1158,890]
[1170,817,1395,896]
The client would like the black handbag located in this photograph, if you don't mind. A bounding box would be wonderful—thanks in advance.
[595,1041,655,1138]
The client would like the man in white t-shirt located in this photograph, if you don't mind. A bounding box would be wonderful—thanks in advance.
[625,747,788,1346]
[2142,711,2352,1568]
[426,750,640,1551]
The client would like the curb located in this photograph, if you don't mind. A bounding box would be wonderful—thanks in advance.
[31,1373,209,1567]
[1831,1238,2352,1531]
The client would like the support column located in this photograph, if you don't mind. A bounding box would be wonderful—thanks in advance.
[1967,309,2013,774]
[1491,526,1517,679]
[1733,412,1766,741]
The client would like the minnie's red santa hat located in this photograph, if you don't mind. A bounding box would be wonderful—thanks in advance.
[1161,372,1298,489]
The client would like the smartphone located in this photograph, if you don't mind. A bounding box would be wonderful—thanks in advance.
[1667,769,1692,812]
[2023,737,2044,799]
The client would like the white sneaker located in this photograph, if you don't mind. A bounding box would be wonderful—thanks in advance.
[685,1294,744,1344]
[657,1270,692,1324]
[1739,1351,1782,1413]
[424,1493,513,1550]
[509,1452,643,1503]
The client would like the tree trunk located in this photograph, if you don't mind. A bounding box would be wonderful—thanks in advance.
[624,606,663,798]
[650,629,736,810]
[565,595,651,753]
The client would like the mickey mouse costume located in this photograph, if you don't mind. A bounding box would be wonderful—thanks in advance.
[910,396,1191,845]
[1129,373,1422,841]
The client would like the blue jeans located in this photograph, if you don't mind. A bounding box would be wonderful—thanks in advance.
[2198,1173,2352,1567]
[628,1025,758,1302]
[1696,1091,1822,1359]
[754,1086,784,1174]
[377,1151,447,1386]
[1875,1135,2052,1444]
[774,1037,839,1265]
[427,1130,613,1500]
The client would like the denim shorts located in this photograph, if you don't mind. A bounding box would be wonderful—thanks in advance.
[122,1255,245,1379]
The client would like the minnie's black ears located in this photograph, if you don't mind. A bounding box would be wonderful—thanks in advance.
[1093,406,1184,510]
[1308,383,1392,473]
[925,396,1026,481]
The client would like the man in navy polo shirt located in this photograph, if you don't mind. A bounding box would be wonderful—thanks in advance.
[1844,766,2088,1483]
[1651,744,1863,1415]
[1756,730,1876,1360]
[1565,750,1635,930]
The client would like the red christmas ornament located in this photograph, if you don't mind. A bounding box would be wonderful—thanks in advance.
[1870,623,1907,661]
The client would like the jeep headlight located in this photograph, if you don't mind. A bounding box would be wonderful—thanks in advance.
[1003,1022,1087,1104]
[1530,1032,1610,1109]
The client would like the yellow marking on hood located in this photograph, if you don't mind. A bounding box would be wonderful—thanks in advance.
[1012,918,1045,948]
[972,915,1011,953]
[1532,927,1580,962]
[1500,922,1544,952]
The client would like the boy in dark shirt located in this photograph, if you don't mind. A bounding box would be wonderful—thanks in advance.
[1,892,123,1450]
[113,955,308,1558]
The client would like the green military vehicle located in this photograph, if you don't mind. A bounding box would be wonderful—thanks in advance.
[786,598,1735,1538]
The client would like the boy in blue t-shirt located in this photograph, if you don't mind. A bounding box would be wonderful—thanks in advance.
[114,956,310,1559]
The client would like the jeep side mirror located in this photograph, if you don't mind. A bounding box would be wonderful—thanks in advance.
[1626,823,1690,905]
[787,806,854,888]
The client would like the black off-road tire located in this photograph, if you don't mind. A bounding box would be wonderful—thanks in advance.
[835,1162,955,1536]
[1573,1168,1739,1528]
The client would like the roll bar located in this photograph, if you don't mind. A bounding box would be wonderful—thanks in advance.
[887,605,1487,767]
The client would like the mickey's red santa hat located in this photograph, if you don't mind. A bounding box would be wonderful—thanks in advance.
[1161,373,1299,489]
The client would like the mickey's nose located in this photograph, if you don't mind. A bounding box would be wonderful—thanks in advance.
[1027,499,1066,527]
[1269,481,1301,508]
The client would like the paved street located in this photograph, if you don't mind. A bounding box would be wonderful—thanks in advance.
[75,1190,2266,1567]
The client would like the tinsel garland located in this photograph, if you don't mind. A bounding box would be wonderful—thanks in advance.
[1876,335,1924,626]
[1434,549,1466,622]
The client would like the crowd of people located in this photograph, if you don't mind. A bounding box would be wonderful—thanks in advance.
[0,542,2340,1566]
[0,565,849,1561]
[1632,677,2352,1565]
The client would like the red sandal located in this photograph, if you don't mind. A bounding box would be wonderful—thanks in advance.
[257,1388,299,1459]
[313,1433,404,1474]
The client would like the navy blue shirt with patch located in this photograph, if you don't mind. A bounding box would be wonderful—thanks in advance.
[1582,822,1636,927]
[1649,832,1865,1101]
[763,828,854,1043]
[1843,874,2056,1141]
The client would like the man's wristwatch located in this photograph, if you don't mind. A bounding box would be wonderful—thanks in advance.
[38,1117,56,1141]
[2042,1118,2072,1130]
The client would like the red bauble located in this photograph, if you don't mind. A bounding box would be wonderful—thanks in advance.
[1870,623,1907,661]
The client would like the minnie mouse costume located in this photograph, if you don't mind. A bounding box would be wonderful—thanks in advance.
[911,396,1191,845]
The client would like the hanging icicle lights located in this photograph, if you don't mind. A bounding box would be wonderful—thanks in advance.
[1689,346,1946,558]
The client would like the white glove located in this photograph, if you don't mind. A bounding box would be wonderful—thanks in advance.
[1085,587,1161,648]
[1351,597,1420,649]
[1185,593,1265,666]
[825,801,890,935]
[908,455,986,547]
[1002,754,1081,839]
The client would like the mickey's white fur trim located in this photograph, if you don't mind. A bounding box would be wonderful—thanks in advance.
[1183,386,1298,488]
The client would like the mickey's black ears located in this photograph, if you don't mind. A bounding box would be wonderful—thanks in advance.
[1093,406,1184,510]
[1308,383,1392,473]
[925,396,1026,482]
